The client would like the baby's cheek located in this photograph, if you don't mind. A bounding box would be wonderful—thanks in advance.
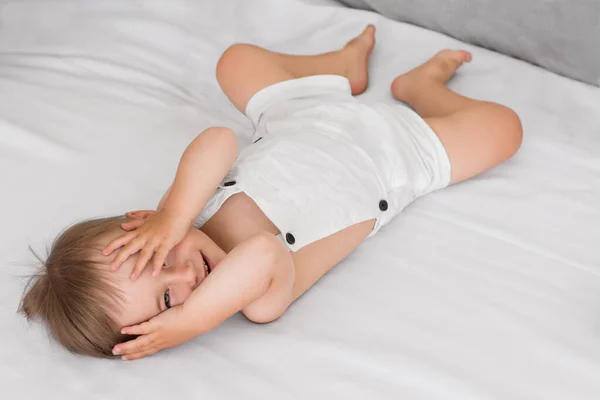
[166,244,187,267]
[173,286,193,307]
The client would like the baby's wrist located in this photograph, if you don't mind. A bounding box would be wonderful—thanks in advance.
[162,207,194,227]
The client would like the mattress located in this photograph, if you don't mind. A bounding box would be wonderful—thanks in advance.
[1,0,599,399]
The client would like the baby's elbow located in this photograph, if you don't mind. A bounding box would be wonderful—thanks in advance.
[210,126,238,154]
[241,232,294,324]
[242,307,284,324]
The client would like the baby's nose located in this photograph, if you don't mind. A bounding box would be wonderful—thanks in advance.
[166,262,196,287]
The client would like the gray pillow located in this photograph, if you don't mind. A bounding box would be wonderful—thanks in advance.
[338,0,600,86]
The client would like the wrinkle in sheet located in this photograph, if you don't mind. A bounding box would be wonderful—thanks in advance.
[0,52,197,106]
[0,117,79,162]
[415,208,600,276]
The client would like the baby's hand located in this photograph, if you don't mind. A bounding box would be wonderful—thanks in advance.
[124,210,156,221]
[103,210,192,279]
[112,301,196,360]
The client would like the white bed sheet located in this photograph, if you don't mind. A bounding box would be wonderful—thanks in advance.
[1,0,599,399]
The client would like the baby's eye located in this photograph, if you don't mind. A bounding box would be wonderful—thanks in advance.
[164,289,172,309]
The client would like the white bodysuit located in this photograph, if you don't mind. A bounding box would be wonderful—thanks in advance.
[196,75,451,251]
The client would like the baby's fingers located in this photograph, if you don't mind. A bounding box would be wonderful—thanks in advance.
[103,231,138,258]
[126,210,155,220]
[111,238,146,272]
[130,243,158,280]
[113,334,155,358]
[151,244,171,277]
[121,348,159,361]
[121,219,145,232]
[121,320,155,336]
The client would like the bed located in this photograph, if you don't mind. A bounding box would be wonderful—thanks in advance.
[1,0,599,398]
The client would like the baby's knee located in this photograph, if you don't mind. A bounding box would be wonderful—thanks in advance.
[498,105,523,157]
[217,44,258,83]
[482,103,523,161]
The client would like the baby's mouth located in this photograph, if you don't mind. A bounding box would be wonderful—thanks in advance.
[200,252,212,278]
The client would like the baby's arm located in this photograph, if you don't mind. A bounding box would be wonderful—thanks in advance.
[157,185,171,211]
[184,232,294,328]
[164,126,237,223]
[113,232,295,360]
[105,126,238,276]
[136,127,236,214]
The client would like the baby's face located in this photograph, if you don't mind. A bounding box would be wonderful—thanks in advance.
[100,228,224,328]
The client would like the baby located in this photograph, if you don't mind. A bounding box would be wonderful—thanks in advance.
[20,25,522,359]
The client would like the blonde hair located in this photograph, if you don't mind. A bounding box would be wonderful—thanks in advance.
[19,217,136,358]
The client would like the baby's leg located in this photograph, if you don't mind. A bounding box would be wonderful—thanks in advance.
[217,25,375,114]
[391,51,523,184]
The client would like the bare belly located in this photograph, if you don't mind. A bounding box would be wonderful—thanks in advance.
[201,192,280,253]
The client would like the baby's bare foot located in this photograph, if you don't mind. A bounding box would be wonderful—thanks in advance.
[342,24,376,95]
[391,50,472,102]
